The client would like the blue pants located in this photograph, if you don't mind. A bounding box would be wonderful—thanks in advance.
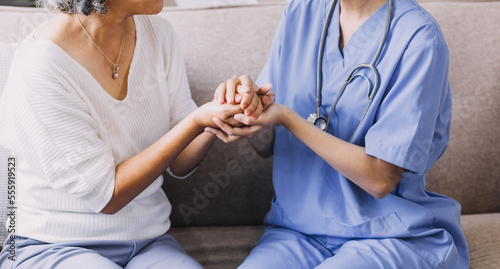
[238,226,459,269]
[0,233,202,269]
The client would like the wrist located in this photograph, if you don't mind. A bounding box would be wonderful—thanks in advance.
[278,105,295,129]
[190,107,209,133]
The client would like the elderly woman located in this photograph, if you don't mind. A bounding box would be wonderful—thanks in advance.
[0,0,271,268]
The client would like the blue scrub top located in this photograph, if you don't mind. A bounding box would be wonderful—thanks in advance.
[256,0,468,265]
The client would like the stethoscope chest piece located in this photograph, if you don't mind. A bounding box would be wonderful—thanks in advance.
[307,112,328,131]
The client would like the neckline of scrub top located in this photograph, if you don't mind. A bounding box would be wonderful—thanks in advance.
[324,0,389,70]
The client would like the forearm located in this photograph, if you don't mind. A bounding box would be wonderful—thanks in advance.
[169,131,217,177]
[101,112,204,214]
[247,127,275,158]
[281,107,403,198]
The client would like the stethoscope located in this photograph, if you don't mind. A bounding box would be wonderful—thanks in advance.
[307,0,393,142]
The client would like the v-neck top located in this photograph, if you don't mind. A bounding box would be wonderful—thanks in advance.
[256,0,468,267]
[0,15,197,242]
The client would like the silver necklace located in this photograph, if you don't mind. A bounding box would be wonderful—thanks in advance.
[75,15,124,79]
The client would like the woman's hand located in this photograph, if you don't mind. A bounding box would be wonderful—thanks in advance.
[194,101,244,130]
[214,75,274,119]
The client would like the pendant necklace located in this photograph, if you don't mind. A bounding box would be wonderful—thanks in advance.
[75,15,124,79]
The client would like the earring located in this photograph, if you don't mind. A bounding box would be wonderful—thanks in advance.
[93,0,107,14]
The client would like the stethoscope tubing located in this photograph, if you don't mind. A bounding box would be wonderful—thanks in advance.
[316,0,393,142]
[315,0,337,117]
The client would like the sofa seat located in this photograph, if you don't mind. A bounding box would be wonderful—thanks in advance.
[460,213,500,268]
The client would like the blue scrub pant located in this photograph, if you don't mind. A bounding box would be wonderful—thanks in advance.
[0,233,202,269]
[238,226,460,269]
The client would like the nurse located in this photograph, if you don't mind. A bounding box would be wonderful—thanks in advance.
[207,0,469,268]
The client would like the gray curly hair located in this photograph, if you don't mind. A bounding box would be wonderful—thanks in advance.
[36,0,108,16]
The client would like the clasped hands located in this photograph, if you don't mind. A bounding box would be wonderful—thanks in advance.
[198,75,280,143]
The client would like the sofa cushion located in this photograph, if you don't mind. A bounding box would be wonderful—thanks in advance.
[419,2,500,215]
[461,213,500,268]
[169,225,263,269]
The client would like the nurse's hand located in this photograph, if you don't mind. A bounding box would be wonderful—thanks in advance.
[205,103,287,143]
[205,119,265,143]
[214,75,274,119]
[233,102,288,128]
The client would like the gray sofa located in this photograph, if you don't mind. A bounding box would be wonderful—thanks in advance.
[0,1,499,268]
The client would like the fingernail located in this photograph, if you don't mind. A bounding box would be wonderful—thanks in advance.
[245,110,252,116]
[234,114,243,121]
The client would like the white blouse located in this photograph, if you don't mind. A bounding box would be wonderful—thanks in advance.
[0,15,197,243]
